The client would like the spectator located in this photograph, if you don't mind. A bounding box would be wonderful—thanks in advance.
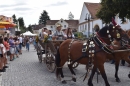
[9,36,16,61]
[3,37,10,64]
[18,36,23,54]
[14,37,20,58]
[0,37,7,72]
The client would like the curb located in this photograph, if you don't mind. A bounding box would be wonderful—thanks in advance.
[0,72,2,86]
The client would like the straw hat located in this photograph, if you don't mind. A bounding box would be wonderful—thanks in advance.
[56,23,62,28]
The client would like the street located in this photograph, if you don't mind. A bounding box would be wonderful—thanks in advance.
[1,45,130,86]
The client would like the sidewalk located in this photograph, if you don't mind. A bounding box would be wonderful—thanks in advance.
[0,72,2,86]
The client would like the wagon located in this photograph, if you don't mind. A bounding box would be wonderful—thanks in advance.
[36,39,79,73]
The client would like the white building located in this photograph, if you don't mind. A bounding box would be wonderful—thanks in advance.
[79,2,130,37]
[32,24,45,35]
[46,18,79,33]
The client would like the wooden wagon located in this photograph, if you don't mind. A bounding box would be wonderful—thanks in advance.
[36,38,79,73]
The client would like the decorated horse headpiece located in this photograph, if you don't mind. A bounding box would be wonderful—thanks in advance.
[107,18,121,41]
[112,17,120,28]
[112,18,121,39]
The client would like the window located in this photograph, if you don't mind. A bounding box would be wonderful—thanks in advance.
[61,20,63,23]
[50,26,53,28]
[64,25,66,28]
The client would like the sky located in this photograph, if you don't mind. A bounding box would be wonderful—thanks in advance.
[0,0,100,26]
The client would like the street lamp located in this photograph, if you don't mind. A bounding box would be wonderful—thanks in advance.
[85,13,92,37]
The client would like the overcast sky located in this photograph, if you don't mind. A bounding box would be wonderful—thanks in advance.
[0,0,100,26]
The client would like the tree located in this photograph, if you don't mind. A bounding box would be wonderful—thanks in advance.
[96,0,130,23]
[68,12,74,20]
[38,10,50,25]
[27,25,33,33]
[12,14,17,24]
[17,17,26,33]
[18,17,25,27]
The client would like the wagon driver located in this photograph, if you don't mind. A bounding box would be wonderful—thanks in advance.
[52,23,66,40]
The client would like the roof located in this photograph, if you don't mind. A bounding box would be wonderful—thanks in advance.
[32,24,45,30]
[46,20,79,26]
[65,20,79,27]
[46,20,59,25]
[84,2,101,19]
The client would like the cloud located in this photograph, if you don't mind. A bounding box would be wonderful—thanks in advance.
[0,2,26,8]
[46,1,68,7]
[0,7,34,13]
[12,7,33,11]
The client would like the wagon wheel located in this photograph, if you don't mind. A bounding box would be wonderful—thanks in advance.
[36,45,42,63]
[45,52,56,73]
[72,62,79,69]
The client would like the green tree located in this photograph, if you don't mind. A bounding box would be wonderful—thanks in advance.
[12,14,17,24]
[38,10,50,25]
[17,17,26,33]
[18,17,25,27]
[27,25,33,33]
[96,0,130,23]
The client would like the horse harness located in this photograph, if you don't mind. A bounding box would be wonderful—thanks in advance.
[67,29,121,65]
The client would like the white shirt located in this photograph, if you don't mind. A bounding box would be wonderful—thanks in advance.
[19,37,23,43]
[0,43,6,54]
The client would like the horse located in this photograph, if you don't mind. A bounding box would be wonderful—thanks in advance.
[55,23,129,86]
[88,35,130,83]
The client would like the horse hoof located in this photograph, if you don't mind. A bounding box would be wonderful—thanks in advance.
[72,78,76,82]
[116,78,121,82]
[128,74,130,78]
[62,80,67,84]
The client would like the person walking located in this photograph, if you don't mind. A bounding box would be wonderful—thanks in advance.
[26,37,30,51]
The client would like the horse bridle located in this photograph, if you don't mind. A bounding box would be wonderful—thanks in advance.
[97,26,121,44]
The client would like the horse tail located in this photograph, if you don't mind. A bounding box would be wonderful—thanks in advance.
[55,48,61,78]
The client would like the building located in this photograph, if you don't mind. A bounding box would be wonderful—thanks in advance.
[31,24,45,35]
[46,19,79,32]
[79,2,130,37]
[0,15,16,36]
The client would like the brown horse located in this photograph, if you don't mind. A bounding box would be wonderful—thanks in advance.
[87,38,130,85]
[55,23,129,86]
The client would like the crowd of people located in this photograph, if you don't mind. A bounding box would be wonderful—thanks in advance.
[0,35,36,72]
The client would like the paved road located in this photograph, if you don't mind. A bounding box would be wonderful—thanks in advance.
[0,45,130,86]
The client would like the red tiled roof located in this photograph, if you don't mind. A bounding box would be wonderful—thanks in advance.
[32,24,45,30]
[46,20,79,30]
[84,2,101,19]
[65,20,79,28]
[46,20,59,25]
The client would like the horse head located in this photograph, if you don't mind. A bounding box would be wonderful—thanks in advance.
[98,18,129,45]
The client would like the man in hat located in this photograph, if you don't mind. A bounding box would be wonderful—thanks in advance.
[52,23,66,40]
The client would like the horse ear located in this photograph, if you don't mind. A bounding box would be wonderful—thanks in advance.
[112,17,117,26]
[112,17,120,28]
